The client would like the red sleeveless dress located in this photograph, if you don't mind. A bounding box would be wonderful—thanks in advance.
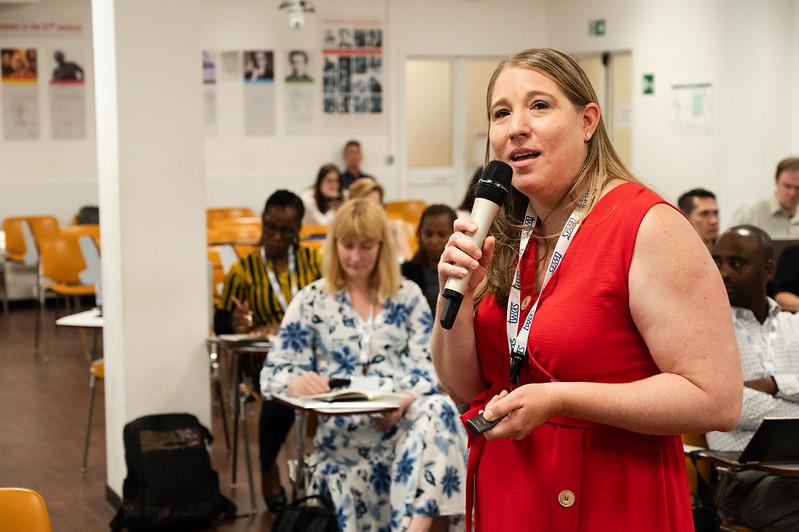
[461,183,693,531]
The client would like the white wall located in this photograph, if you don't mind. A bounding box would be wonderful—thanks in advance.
[1,0,796,225]
[546,0,798,227]
[0,0,97,224]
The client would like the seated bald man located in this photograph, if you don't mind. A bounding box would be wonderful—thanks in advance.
[707,225,799,531]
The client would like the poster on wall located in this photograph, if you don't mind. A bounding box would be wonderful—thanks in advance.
[1,47,40,140]
[284,49,315,135]
[671,83,713,136]
[320,17,384,132]
[48,49,86,139]
[243,49,275,135]
[203,50,217,137]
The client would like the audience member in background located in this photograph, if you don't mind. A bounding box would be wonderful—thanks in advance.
[214,190,322,512]
[456,166,482,219]
[340,139,374,190]
[708,225,799,531]
[774,245,799,312]
[732,157,799,238]
[262,199,467,532]
[301,163,343,226]
[678,188,720,250]
[348,177,415,262]
[401,204,457,312]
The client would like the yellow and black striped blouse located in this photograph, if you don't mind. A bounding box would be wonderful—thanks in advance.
[216,246,322,329]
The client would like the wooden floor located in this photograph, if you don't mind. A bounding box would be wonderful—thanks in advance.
[0,302,291,531]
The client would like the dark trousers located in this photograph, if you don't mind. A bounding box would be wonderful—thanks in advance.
[258,399,295,473]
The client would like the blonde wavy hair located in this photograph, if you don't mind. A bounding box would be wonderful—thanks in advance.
[477,48,638,304]
[347,178,385,203]
[322,198,401,302]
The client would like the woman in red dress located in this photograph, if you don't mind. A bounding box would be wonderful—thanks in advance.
[431,48,742,531]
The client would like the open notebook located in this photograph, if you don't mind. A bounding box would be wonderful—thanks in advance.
[272,377,401,413]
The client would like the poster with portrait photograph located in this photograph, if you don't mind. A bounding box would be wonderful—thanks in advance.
[243,49,275,135]
[203,50,217,136]
[2,47,39,140]
[320,17,384,132]
[284,49,315,135]
[48,48,86,139]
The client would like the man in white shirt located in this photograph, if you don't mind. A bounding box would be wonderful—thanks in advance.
[707,225,799,531]
[732,157,799,238]
[708,225,799,450]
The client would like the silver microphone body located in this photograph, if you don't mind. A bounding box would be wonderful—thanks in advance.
[439,160,512,329]
[442,197,501,296]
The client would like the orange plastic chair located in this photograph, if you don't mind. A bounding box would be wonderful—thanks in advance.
[2,216,60,263]
[385,200,427,230]
[207,207,256,229]
[40,233,96,298]
[0,487,52,532]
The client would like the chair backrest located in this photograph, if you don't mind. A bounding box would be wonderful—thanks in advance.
[207,207,256,228]
[2,216,60,263]
[40,232,88,285]
[207,225,261,246]
[299,224,328,251]
[213,216,262,228]
[0,487,53,532]
[63,224,100,247]
[385,200,427,230]
[2,218,27,261]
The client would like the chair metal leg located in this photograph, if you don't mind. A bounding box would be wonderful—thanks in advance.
[215,379,231,451]
[239,392,257,515]
[230,355,240,486]
[0,260,8,315]
[292,411,308,502]
[81,373,97,472]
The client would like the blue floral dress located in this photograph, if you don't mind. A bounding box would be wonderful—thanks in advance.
[261,279,467,532]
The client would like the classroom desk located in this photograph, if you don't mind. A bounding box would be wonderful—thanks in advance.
[55,308,103,361]
[273,394,398,501]
[684,444,799,477]
[214,335,271,516]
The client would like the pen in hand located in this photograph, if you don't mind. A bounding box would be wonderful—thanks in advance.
[231,295,254,332]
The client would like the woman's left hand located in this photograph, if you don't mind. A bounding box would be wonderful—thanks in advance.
[481,383,563,440]
[374,392,415,432]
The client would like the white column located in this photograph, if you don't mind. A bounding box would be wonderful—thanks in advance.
[92,0,210,496]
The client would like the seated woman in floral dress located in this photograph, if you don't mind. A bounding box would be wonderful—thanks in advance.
[261,198,467,532]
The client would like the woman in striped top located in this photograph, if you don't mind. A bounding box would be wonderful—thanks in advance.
[214,189,321,511]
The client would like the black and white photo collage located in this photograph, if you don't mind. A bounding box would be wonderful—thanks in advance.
[322,25,383,115]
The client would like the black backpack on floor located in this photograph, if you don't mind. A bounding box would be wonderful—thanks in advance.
[110,413,237,531]
[271,495,338,532]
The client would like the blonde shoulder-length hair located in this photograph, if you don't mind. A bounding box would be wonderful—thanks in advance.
[477,48,639,303]
[322,198,401,302]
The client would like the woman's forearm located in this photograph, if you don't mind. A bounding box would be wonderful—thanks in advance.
[553,373,740,435]
[431,294,486,404]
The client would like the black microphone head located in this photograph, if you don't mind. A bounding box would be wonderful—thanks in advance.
[475,160,513,206]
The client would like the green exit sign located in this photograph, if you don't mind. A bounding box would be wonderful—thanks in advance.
[589,19,606,36]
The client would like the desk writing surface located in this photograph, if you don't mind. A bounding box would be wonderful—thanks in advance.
[273,394,399,416]
[55,308,104,328]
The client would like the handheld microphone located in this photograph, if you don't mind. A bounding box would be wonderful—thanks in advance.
[439,160,513,329]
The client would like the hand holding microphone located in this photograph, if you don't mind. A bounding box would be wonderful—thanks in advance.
[438,161,513,329]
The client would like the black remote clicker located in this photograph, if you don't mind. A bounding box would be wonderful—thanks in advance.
[465,412,502,435]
